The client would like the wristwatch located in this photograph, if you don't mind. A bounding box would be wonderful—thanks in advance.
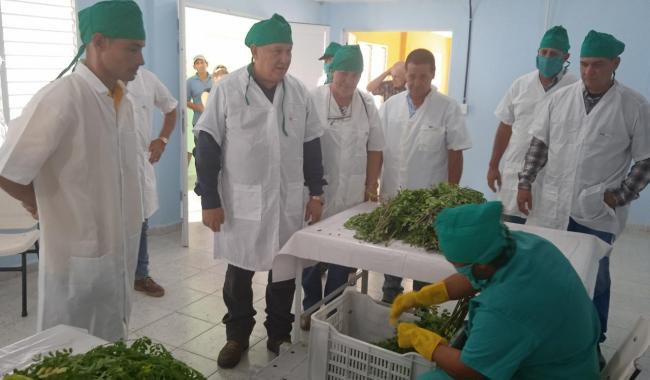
[310,195,324,205]
[158,136,169,144]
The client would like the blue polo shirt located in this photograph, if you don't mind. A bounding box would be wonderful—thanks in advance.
[186,73,212,125]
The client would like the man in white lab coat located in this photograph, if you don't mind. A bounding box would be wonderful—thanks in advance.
[127,68,178,298]
[517,30,650,360]
[194,14,325,369]
[302,45,384,316]
[0,0,145,342]
[379,48,472,303]
[487,26,577,224]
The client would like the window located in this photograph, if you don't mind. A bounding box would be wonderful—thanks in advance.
[0,0,77,121]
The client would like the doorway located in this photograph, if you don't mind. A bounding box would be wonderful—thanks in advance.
[347,30,453,105]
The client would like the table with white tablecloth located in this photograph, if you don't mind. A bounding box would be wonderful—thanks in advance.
[275,202,612,340]
[0,324,107,375]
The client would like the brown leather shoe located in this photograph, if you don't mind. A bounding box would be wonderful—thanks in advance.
[134,277,165,297]
[267,336,291,356]
[217,340,248,369]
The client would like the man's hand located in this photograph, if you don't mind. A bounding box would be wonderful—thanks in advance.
[517,189,533,215]
[202,208,225,232]
[304,198,323,225]
[22,201,38,220]
[487,166,502,192]
[186,102,205,113]
[604,191,618,209]
[397,323,447,361]
[148,138,166,163]
[390,281,449,326]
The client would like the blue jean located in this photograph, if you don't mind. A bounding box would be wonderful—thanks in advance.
[135,219,149,280]
[382,275,427,303]
[302,263,355,311]
[567,217,614,343]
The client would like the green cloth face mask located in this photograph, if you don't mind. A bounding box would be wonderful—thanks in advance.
[456,264,489,290]
[324,62,333,84]
[536,55,564,78]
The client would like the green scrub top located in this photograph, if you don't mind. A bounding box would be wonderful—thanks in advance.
[420,231,601,380]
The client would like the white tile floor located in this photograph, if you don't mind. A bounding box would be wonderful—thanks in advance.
[0,223,648,379]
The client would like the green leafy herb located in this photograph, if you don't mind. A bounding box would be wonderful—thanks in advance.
[345,183,485,251]
[5,337,206,380]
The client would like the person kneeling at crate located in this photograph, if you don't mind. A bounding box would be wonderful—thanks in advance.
[389,201,601,380]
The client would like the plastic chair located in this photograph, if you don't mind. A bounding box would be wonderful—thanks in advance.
[601,317,650,380]
[0,190,39,317]
[0,188,37,232]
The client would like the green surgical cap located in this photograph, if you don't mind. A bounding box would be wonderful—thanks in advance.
[330,44,363,73]
[245,13,292,47]
[320,42,342,60]
[79,0,145,45]
[539,25,570,53]
[581,30,625,58]
[435,201,507,264]
[56,0,145,79]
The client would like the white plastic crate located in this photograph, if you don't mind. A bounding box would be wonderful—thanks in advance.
[308,289,436,380]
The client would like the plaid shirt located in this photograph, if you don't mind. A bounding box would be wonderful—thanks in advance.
[370,81,406,101]
[518,137,650,207]
[583,89,605,114]
[518,137,548,191]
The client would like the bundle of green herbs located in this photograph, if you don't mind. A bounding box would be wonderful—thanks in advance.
[375,297,470,354]
[345,183,485,251]
[4,337,205,380]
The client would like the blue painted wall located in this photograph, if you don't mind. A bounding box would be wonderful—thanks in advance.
[327,0,650,227]
[186,0,326,24]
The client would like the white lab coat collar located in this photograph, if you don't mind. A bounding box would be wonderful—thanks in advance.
[407,84,438,100]
[75,61,129,97]
[580,79,619,96]
[406,85,438,112]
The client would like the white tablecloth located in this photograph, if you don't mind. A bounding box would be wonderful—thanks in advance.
[0,324,106,375]
[276,202,611,296]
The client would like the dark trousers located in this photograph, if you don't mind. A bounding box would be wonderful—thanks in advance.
[302,263,355,311]
[503,214,526,224]
[382,275,427,303]
[567,217,614,343]
[222,264,295,345]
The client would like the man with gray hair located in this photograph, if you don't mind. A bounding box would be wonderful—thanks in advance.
[195,13,326,368]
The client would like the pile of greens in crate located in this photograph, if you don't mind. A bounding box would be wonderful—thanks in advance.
[344,183,485,251]
[4,337,205,380]
[375,297,470,354]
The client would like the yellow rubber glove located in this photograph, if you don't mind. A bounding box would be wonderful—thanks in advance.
[389,281,449,326]
[414,281,450,306]
[397,322,447,361]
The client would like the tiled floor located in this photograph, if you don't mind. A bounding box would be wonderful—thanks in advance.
[0,223,648,379]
